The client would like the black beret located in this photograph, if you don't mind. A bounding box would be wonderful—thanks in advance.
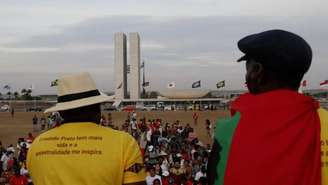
[237,29,312,75]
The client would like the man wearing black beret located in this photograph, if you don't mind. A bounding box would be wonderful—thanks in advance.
[208,30,328,185]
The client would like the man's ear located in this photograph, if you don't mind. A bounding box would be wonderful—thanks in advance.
[249,62,264,81]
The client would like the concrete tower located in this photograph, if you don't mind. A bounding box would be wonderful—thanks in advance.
[114,33,127,99]
[129,32,141,99]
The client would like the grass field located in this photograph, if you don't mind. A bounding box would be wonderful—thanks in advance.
[0,110,229,147]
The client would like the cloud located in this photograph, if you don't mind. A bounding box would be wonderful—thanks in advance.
[0,47,58,53]
[0,15,327,93]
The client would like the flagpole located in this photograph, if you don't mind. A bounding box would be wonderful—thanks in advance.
[142,60,146,98]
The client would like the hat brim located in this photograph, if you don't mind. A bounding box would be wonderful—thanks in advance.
[44,94,114,113]
[237,55,249,62]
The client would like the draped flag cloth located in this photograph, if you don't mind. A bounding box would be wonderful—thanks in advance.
[215,89,322,185]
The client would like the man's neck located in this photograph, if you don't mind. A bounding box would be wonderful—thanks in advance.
[253,85,298,95]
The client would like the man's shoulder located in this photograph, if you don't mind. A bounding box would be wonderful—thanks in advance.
[318,107,328,114]
[215,112,240,137]
[33,126,61,141]
[318,108,328,122]
[33,123,132,143]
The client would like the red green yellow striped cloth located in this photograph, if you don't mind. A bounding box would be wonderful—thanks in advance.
[214,90,327,185]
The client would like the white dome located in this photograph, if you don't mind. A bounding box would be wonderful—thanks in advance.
[159,89,210,99]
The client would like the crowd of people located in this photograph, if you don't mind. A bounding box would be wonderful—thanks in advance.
[0,134,34,185]
[31,113,62,132]
[1,111,212,185]
[0,112,64,185]
[117,112,211,185]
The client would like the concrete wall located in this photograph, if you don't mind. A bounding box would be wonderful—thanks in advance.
[114,33,127,99]
[129,32,141,99]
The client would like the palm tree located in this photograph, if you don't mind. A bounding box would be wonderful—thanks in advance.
[13,91,19,100]
[7,91,12,100]
[21,88,27,95]
[27,89,32,96]
[21,89,29,100]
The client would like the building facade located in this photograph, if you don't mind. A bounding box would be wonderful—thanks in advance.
[114,33,128,99]
[129,32,141,99]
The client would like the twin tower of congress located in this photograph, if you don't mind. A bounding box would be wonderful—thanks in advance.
[114,32,141,100]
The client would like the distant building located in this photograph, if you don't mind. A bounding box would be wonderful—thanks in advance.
[114,33,128,99]
[129,32,141,99]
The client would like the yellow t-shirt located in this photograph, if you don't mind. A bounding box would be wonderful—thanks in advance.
[319,108,328,185]
[27,122,146,185]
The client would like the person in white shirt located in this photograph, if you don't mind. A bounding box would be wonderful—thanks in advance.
[146,127,152,143]
[194,166,206,182]
[6,145,15,153]
[146,167,162,185]
[159,156,169,173]
[1,151,13,171]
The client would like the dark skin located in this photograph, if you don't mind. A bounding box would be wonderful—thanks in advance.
[59,104,101,124]
[207,58,302,185]
[59,104,146,185]
[245,59,299,94]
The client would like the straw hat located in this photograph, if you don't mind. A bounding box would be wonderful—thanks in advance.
[44,72,113,113]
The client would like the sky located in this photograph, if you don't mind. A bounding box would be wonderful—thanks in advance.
[0,0,327,94]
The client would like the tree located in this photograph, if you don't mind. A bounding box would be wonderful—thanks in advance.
[13,91,20,100]
[6,91,12,100]
[21,88,27,95]
[27,89,32,95]
[148,91,159,99]
[21,88,32,100]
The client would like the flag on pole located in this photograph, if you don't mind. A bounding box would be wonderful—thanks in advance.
[51,79,58,87]
[142,82,150,87]
[117,82,122,89]
[320,80,328,88]
[299,80,307,94]
[301,80,307,87]
[167,82,176,88]
[192,80,201,88]
[216,80,225,89]
[29,84,34,90]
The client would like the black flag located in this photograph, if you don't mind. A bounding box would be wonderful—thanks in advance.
[192,80,201,88]
[142,82,150,87]
[117,83,122,89]
[50,79,58,87]
[216,80,225,89]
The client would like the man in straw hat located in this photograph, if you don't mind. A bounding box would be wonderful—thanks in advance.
[27,72,146,185]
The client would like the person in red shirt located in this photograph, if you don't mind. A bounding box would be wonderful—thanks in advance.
[161,171,170,185]
[10,169,28,185]
[181,175,193,185]
[192,112,198,125]
[26,133,34,143]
